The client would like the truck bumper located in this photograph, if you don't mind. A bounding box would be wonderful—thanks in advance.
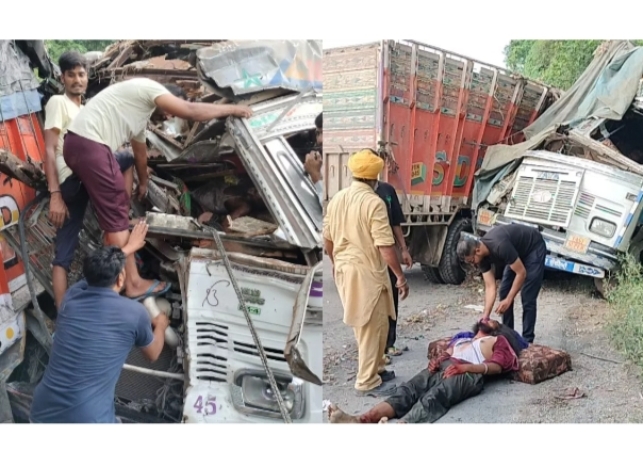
[545,255,605,278]
[476,215,612,279]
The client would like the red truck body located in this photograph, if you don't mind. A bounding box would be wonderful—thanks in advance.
[323,40,554,284]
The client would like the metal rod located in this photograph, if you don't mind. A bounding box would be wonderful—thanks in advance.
[122,364,184,381]
[209,229,292,423]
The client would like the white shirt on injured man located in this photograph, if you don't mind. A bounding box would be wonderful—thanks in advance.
[450,337,494,365]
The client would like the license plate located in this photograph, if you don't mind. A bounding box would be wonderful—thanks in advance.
[563,234,590,254]
[545,255,605,278]
[478,209,494,226]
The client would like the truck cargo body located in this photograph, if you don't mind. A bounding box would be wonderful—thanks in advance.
[323,40,553,284]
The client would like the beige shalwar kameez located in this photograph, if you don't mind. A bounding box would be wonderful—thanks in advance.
[323,181,396,391]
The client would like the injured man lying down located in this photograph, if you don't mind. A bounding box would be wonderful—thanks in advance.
[329,319,529,424]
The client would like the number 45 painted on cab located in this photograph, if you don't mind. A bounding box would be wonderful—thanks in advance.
[193,395,217,416]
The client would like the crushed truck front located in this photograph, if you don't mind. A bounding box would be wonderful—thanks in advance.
[0,39,323,423]
[473,41,643,294]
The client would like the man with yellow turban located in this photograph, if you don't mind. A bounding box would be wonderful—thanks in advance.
[323,149,410,397]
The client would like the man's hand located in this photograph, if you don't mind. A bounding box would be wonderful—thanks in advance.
[304,151,323,184]
[48,192,69,229]
[152,313,169,331]
[137,181,149,201]
[495,298,513,315]
[443,363,467,379]
[396,277,410,300]
[125,220,149,254]
[231,105,253,118]
[428,358,441,373]
[401,249,413,269]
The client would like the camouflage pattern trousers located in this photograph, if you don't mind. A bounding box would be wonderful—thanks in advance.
[384,361,484,423]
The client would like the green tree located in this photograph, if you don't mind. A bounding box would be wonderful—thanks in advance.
[504,40,643,90]
[45,40,115,64]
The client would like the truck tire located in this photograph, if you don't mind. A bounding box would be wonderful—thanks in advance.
[438,217,473,285]
[421,264,444,284]
[594,276,616,300]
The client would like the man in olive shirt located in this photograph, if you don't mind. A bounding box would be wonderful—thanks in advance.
[456,223,547,343]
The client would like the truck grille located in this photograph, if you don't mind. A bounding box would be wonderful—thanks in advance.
[505,176,578,227]
[195,321,229,383]
[192,321,287,384]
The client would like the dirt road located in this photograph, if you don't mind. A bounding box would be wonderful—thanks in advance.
[322,256,643,423]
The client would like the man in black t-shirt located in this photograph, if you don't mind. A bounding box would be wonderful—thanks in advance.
[456,224,547,343]
[375,180,413,356]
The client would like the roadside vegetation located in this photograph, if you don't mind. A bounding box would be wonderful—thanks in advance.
[606,254,643,371]
[504,40,643,89]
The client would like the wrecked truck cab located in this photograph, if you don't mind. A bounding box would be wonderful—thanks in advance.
[473,41,643,295]
[475,110,643,295]
[0,39,323,423]
[227,92,323,252]
[179,249,322,422]
[0,94,324,423]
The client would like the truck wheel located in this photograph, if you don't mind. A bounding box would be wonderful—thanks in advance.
[438,217,473,285]
[421,264,444,284]
[594,277,616,300]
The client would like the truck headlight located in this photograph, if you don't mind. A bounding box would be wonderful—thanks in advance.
[590,218,616,238]
[230,369,305,420]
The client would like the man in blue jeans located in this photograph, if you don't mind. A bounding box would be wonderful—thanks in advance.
[43,50,150,309]
[30,222,170,423]
[456,224,547,343]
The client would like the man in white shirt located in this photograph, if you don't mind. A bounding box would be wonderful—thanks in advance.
[44,52,139,309]
[62,77,252,301]
[43,51,90,308]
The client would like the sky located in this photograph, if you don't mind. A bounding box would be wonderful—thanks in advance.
[323,37,509,69]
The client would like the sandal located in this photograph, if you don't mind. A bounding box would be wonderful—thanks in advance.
[126,280,172,302]
[387,346,404,356]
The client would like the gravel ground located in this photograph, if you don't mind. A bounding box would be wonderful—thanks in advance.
[322,256,643,423]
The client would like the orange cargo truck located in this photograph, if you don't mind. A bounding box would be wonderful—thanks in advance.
[323,39,556,285]
[0,114,46,294]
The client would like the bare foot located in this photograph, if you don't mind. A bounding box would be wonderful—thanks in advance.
[328,403,360,423]
[198,212,214,224]
[125,279,168,299]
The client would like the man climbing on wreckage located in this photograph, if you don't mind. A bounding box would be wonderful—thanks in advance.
[328,319,528,423]
[43,51,141,309]
[62,76,253,302]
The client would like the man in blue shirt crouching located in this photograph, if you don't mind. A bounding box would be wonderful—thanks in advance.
[30,221,170,423]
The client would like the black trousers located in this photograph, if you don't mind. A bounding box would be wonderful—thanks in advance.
[385,361,484,423]
[386,268,399,349]
[498,237,547,343]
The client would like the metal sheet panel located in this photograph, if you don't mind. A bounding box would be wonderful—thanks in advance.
[228,96,321,250]
[197,40,322,96]
[323,43,380,201]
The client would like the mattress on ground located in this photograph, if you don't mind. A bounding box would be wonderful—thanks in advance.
[427,337,572,385]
